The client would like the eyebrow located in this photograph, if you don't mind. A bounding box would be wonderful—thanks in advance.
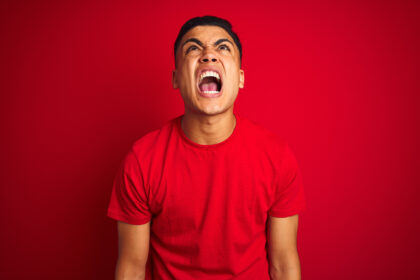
[181,38,234,48]
[214,38,234,47]
[182,38,203,48]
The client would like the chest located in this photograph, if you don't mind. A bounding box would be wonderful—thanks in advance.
[147,147,277,229]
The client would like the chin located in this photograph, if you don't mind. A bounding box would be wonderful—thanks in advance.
[195,103,232,116]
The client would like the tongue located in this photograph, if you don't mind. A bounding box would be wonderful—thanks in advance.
[199,81,218,92]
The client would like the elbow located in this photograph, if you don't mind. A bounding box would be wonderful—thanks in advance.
[269,253,302,280]
[116,272,145,280]
[269,265,283,280]
[269,264,301,280]
[115,270,145,280]
[115,259,146,280]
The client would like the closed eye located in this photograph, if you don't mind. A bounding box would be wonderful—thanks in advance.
[186,45,199,54]
[218,44,230,51]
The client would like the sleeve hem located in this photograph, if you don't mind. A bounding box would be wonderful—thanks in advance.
[107,210,151,225]
[269,204,306,218]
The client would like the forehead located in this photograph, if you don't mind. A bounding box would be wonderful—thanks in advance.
[181,25,234,44]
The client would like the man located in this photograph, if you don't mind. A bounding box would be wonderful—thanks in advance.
[108,16,306,280]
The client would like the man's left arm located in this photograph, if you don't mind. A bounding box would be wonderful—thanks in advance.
[267,214,301,280]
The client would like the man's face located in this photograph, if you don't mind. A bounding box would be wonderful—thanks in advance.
[172,25,244,116]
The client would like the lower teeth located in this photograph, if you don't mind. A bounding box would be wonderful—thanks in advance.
[202,91,219,94]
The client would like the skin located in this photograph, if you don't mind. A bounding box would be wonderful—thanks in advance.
[268,215,302,280]
[115,221,150,280]
[172,25,244,145]
[115,25,302,280]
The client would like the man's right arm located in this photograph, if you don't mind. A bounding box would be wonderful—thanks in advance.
[115,221,150,280]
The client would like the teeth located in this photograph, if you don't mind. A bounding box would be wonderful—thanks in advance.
[200,71,220,82]
[202,91,219,94]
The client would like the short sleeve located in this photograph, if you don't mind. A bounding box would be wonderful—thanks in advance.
[269,144,306,218]
[107,149,152,225]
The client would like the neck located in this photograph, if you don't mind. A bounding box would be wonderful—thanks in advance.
[181,109,237,145]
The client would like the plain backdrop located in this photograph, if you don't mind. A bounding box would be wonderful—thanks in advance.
[1,0,419,279]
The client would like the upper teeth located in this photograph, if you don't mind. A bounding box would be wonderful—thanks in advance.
[200,71,220,82]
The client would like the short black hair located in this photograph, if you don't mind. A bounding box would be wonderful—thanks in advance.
[174,15,242,64]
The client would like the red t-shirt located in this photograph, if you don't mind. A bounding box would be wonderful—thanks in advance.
[108,114,306,279]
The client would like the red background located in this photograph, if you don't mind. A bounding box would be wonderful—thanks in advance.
[1,0,419,279]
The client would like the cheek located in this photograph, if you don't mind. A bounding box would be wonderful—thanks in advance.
[177,70,192,89]
[225,71,240,87]
[225,61,241,82]
[181,62,197,85]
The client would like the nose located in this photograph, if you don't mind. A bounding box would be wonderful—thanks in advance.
[200,49,218,63]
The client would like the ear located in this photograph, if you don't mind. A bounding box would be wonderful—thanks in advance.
[172,70,178,89]
[239,69,245,88]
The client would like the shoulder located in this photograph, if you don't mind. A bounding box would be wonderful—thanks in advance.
[237,116,300,179]
[238,115,289,154]
[130,116,180,162]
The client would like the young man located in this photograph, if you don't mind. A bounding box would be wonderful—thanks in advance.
[108,16,306,280]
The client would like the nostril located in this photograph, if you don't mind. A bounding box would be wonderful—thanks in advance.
[203,58,209,62]
[211,58,216,62]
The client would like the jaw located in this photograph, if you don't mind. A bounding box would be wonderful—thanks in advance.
[184,100,234,117]
[176,62,241,116]
[185,87,238,117]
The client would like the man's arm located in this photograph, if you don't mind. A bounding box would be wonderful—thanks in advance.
[267,214,301,280]
[115,221,150,280]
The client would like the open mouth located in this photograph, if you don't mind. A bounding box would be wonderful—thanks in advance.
[198,70,222,95]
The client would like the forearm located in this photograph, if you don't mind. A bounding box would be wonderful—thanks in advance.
[269,252,301,280]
